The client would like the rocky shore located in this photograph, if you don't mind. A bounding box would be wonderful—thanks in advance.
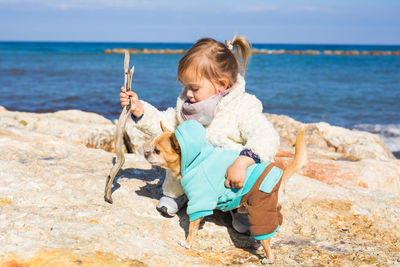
[1,107,399,266]
[103,48,400,56]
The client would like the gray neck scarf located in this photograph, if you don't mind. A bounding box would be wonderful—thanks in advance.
[181,89,231,126]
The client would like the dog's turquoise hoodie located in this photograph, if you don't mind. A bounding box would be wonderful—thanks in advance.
[175,120,283,233]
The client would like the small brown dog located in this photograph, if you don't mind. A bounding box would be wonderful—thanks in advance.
[144,120,306,264]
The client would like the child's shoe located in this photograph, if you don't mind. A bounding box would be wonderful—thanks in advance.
[156,195,187,217]
[230,210,250,234]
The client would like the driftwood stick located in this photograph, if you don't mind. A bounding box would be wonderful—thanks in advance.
[104,50,135,204]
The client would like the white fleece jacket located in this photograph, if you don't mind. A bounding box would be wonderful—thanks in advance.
[130,74,280,198]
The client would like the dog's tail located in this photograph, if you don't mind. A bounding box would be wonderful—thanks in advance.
[281,128,307,182]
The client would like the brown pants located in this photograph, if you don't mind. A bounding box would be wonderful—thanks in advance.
[240,163,283,237]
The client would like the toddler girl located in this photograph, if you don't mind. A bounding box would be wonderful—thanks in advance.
[120,36,280,233]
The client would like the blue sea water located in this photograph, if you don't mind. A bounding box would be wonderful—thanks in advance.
[1,41,400,155]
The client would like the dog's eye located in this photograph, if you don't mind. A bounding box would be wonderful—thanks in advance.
[154,148,160,154]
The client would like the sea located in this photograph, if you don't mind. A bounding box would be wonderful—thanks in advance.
[0,41,399,157]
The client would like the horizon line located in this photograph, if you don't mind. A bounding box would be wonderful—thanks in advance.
[1,40,400,46]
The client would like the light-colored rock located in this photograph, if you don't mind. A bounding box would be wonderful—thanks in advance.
[312,122,395,161]
[0,109,155,153]
[1,109,399,266]
[266,113,395,161]
[0,109,116,151]
[276,156,400,194]
[268,113,400,194]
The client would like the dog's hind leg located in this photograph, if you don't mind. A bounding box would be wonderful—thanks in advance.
[259,238,274,264]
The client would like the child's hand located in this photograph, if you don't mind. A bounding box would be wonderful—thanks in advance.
[225,156,255,188]
[120,86,144,118]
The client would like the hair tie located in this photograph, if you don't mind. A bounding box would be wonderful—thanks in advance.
[225,40,233,51]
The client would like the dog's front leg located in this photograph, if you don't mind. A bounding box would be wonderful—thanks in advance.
[259,238,274,264]
[179,218,201,249]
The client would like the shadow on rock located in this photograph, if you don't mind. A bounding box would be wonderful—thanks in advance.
[134,178,164,200]
[108,158,166,200]
[176,209,263,260]
[223,211,266,260]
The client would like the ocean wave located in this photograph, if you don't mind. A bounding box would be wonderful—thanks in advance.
[352,124,400,154]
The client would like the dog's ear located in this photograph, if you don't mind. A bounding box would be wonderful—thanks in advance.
[170,134,181,154]
[160,121,171,133]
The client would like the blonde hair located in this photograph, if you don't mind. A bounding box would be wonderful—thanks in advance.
[177,35,251,87]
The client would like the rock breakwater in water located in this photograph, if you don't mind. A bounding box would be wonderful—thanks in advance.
[1,107,399,266]
[103,48,400,56]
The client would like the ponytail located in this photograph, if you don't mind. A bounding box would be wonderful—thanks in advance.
[231,35,252,77]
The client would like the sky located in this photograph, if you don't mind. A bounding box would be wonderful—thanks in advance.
[0,0,399,44]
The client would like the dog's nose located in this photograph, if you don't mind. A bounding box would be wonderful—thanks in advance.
[144,150,151,159]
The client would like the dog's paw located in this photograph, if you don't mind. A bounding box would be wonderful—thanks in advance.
[179,240,191,249]
[261,257,274,264]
